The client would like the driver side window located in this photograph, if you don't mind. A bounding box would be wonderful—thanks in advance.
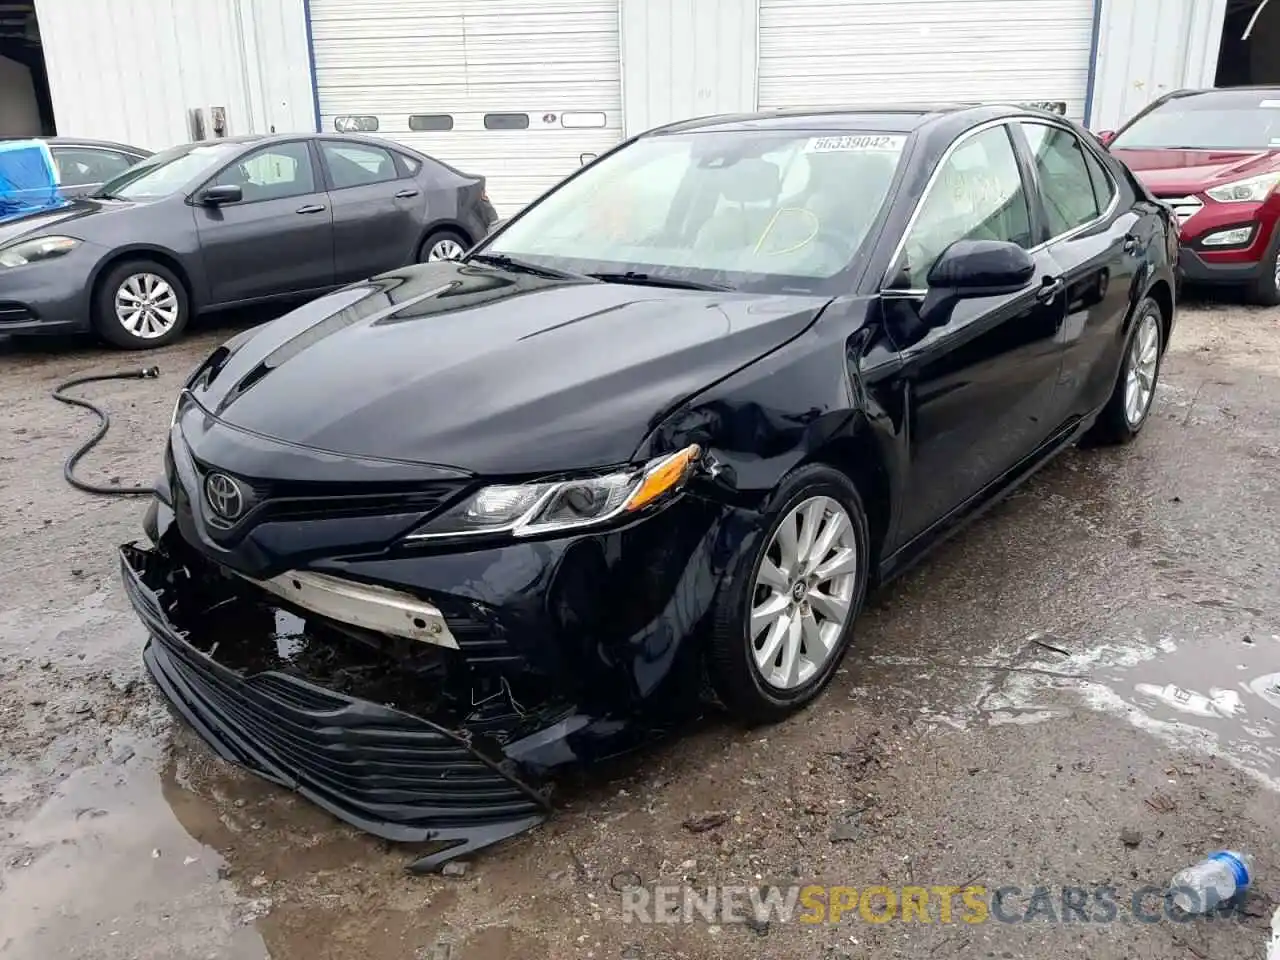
[211,142,316,203]
[896,125,1033,288]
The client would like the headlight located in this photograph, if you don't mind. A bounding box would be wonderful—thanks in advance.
[410,444,701,540]
[0,235,81,267]
[1205,172,1280,203]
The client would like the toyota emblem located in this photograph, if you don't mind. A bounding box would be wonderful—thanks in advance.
[204,472,245,522]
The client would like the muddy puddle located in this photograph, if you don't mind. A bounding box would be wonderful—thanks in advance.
[1,731,270,960]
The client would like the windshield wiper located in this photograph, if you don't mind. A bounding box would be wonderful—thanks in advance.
[586,271,731,292]
[467,252,587,280]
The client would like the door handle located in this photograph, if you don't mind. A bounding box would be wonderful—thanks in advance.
[1122,232,1142,254]
[1035,276,1065,302]
[296,203,326,214]
[394,188,420,199]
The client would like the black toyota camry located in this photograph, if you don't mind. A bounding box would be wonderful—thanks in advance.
[120,103,1178,870]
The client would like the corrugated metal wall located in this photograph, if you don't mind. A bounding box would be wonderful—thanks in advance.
[34,0,315,152]
[757,0,1096,120]
[1089,0,1227,131]
[620,0,758,137]
[307,0,624,215]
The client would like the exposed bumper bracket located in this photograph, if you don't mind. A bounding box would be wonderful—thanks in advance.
[244,568,460,649]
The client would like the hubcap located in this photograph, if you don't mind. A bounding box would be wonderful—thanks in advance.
[428,239,464,261]
[115,273,179,339]
[749,495,858,691]
[1123,311,1160,427]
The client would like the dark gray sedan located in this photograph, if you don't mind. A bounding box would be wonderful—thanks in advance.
[0,133,496,348]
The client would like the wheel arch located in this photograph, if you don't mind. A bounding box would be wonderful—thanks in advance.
[802,429,893,584]
[89,246,197,315]
[416,220,475,258]
[1144,277,1174,353]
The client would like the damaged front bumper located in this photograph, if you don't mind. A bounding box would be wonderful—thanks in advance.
[123,411,754,870]
[121,542,553,872]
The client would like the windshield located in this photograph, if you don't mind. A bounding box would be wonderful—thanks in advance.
[1111,93,1280,151]
[99,141,244,200]
[481,129,907,293]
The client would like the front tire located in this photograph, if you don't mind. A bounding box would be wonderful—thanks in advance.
[93,260,189,349]
[1246,226,1280,306]
[1085,295,1164,445]
[708,464,870,724]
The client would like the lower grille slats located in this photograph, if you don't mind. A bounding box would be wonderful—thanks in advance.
[189,666,522,802]
[121,545,549,840]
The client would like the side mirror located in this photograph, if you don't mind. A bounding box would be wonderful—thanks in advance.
[919,239,1035,327]
[1096,130,1117,147]
[486,217,507,236]
[199,184,242,205]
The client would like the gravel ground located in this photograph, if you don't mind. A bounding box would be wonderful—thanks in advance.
[0,298,1278,960]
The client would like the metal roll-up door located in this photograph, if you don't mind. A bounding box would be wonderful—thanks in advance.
[757,0,1096,121]
[308,0,623,216]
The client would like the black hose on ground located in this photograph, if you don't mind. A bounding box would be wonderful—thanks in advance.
[53,366,161,496]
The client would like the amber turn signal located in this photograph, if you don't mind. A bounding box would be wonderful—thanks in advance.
[625,444,701,512]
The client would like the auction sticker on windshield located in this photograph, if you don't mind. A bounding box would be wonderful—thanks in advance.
[805,134,906,153]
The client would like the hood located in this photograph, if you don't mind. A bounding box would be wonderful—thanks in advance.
[188,261,831,476]
[0,196,140,247]
[1112,147,1280,195]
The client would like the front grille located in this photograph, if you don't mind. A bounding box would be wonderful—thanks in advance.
[188,458,467,525]
[0,302,34,324]
[1159,195,1204,226]
[121,544,549,860]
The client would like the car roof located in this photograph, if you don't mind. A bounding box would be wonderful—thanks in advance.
[215,131,428,157]
[0,135,151,154]
[649,102,1051,136]
[1160,86,1280,107]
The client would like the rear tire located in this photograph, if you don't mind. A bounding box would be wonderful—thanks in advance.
[93,259,189,349]
[707,464,870,724]
[417,228,469,263]
[1084,295,1164,445]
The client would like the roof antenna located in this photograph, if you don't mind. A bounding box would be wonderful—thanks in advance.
[1243,0,1271,40]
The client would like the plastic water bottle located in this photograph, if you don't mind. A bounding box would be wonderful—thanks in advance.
[1170,851,1254,913]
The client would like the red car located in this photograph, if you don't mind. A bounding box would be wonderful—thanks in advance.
[1100,86,1280,305]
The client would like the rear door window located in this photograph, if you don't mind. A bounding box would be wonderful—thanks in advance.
[320,141,400,189]
[1020,123,1103,238]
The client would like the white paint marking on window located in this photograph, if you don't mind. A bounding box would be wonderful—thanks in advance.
[803,134,907,153]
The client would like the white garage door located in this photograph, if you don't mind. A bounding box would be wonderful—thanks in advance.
[308,0,623,216]
[758,0,1096,121]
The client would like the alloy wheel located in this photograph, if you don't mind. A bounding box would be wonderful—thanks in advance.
[115,273,180,339]
[1273,247,1280,294]
[1124,310,1160,427]
[749,495,858,691]
[428,239,465,261]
